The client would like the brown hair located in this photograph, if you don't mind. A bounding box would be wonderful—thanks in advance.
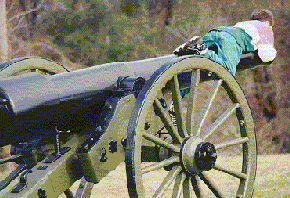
[251,9,274,26]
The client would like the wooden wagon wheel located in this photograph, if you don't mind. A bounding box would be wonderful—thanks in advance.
[126,56,257,197]
[0,57,75,197]
[0,57,69,79]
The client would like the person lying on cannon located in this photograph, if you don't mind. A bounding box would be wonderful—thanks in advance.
[173,9,277,77]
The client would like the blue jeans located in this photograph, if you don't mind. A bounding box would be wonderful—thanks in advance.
[202,31,244,76]
[180,31,244,98]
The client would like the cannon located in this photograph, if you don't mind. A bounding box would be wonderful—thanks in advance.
[0,52,272,197]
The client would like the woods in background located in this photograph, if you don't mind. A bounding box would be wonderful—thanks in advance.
[1,0,290,155]
[0,0,8,63]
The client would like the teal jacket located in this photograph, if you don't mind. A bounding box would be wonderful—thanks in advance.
[210,26,255,52]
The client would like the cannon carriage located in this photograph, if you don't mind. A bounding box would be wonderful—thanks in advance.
[0,52,271,197]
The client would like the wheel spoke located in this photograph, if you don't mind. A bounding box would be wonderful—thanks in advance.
[172,75,188,138]
[153,166,182,198]
[215,137,249,150]
[142,156,179,174]
[154,99,183,143]
[191,175,203,198]
[172,172,186,198]
[213,164,248,180]
[193,80,223,137]
[75,177,94,197]
[199,172,226,198]
[203,103,240,141]
[186,69,200,136]
[143,132,180,152]
[183,176,194,198]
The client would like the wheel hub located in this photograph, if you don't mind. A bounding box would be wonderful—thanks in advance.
[181,137,217,174]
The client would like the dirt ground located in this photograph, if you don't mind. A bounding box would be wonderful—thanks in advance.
[63,154,290,198]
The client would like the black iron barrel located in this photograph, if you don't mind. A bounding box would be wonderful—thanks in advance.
[0,55,183,146]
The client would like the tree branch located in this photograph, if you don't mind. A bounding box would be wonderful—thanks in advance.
[7,0,45,23]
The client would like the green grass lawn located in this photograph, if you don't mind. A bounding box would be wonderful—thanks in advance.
[1,155,289,197]
[89,155,290,198]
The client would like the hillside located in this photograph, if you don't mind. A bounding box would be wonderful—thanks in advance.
[3,0,290,155]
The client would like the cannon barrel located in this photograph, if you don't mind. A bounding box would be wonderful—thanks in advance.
[0,55,182,146]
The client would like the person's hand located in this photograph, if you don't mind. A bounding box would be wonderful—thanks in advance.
[173,42,187,55]
[257,44,277,62]
[173,41,199,56]
[173,36,207,56]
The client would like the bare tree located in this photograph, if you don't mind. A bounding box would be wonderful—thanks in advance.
[0,0,9,63]
[146,0,176,44]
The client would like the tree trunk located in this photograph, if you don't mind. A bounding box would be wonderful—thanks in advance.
[0,0,8,63]
[0,0,14,173]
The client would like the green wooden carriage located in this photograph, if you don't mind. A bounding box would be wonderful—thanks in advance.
[0,52,272,197]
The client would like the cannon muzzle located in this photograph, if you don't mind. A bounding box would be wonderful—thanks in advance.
[0,61,135,146]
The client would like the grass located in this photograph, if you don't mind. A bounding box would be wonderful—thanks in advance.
[1,155,289,197]
[0,170,19,197]
[57,154,290,197]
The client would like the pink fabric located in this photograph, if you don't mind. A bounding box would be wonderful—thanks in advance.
[255,22,274,45]
[234,20,276,62]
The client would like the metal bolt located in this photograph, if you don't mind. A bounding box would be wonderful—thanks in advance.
[121,138,127,149]
[95,126,102,133]
[38,189,47,198]
[240,120,245,126]
[0,98,7,103]
[100,148,107,162]
[79,183,84,188]
[109,140,117,153]
[145,122,151,130]
[158,97,167,108]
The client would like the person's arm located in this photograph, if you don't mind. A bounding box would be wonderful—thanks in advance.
[257,43,277,62]
[252,22,276,62]
[256,26,276,62]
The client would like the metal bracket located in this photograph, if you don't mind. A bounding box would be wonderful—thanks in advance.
[11,169,33,193]
[44,147,71,163]
[117,76,145,97]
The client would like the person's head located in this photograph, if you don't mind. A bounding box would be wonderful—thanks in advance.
[251,9,274,26]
